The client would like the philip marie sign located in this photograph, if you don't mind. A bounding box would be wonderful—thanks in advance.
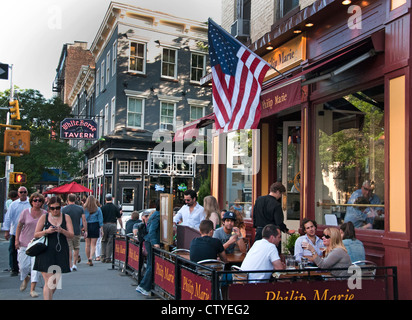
[60,118,97,140]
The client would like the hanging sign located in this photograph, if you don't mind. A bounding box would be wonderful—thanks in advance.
[60,118,98,140]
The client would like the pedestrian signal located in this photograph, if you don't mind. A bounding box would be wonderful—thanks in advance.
[3,130,30,154]
[10,172,27,185]
[8,100,20,120]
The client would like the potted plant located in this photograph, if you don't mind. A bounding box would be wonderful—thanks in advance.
[285,232,300,255]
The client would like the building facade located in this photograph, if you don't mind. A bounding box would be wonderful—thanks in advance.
[215,0,412,299]
[64,2,212,210]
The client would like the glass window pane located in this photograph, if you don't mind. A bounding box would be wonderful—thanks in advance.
[314,85,385,230]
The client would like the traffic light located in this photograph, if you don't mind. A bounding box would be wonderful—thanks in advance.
[10,172,27,185]
[3,130,30,154]
[8,100,20,120]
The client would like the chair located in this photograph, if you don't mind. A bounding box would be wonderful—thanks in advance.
[352,260,377,278]
[171,248,190,254]
[231,265,248,284]
[196,259,225,276]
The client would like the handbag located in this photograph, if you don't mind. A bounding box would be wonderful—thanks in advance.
[26,235,48,257]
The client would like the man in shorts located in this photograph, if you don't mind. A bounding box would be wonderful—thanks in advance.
[62,194,87,271]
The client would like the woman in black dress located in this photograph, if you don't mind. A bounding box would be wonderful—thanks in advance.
[33,196,74,300]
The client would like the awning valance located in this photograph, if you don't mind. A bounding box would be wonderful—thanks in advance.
[173,113,215,142]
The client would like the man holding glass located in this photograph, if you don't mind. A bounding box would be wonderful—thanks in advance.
[294,219,325,262]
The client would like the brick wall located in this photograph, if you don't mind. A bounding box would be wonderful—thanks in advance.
[63,42,94,104]
[250,0,275,42]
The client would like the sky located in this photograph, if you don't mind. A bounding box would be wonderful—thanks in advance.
[0,0,222,100]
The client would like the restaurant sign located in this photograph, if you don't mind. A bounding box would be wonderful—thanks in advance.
[228,279,389,300]
[114,239,126,263]
[181,268,212,300]
[60,118,97,140]
[127,242,139,271]
[262,34,306,82]
[261,78,302,118]
[154,255,176,296]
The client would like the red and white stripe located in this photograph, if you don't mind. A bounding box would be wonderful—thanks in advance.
[212,46,270,132]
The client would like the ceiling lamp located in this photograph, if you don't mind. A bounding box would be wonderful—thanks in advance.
[342,0,351,5]
[266,45,274,50]
[305,22,314,27]
[293,29,302,34]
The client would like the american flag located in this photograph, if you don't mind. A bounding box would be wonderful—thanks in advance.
[208,18,270,132]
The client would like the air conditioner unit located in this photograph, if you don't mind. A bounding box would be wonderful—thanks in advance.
[231,19,250,38]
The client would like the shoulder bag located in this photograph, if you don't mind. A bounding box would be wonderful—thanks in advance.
[26,214,48,257]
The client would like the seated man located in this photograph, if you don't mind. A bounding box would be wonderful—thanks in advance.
[240,224,284,282]
[190,220,227,263]
[294,219,325,262]
[344,180,383,228]
[173,190,205,229]
[213,211,246,254]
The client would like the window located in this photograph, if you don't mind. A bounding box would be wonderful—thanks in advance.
[100,61,105,92]
[127,97,144,128]
[106,51,110,85]
[104,104,109,135]
[105,156,113,174]
[160,101,175,131]
[122,188,135,204]
[314,84,385,230]
[130,161,142,174]
[191,53,206,82]
[190,105,204,122]
[99,110,103,138]
[119,161,129,175]
[161,48,177,79]
[112,41,117,76]
[281,0,299,17]
[96,68,100,96]
[110,97,116,132]
[225,130,254,218]
[129,41,146,73]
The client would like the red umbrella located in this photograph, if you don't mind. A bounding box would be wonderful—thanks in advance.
[44,181,92,194]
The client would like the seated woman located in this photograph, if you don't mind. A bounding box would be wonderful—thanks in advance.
[307,227,352,277]
[340,222,366,263]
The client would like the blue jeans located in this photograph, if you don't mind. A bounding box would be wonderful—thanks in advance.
[139,241,153,291]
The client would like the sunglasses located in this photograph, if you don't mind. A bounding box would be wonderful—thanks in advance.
[49,206,61,211]
[322,234,331,239]
[32,199,43,203]
[19,191,27,194]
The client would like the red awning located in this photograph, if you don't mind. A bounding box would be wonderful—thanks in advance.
[174,113,215,142]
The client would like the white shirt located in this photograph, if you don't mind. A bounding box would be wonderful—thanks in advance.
[294,234,325,261]
[2,199,31,235]
[173,202,205,229]
[240,238,280,282]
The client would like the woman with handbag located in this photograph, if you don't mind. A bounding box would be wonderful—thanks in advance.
[33,196,74,300]
[15,192,46,298]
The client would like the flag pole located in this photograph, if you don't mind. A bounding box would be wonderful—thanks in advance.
[208,18,287,79]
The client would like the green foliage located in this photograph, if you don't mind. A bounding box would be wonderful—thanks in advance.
[197,169,211,206]
[0,88,83,191]
[285,233,300,255]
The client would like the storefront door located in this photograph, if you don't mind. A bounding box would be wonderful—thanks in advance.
[282,121,301,233]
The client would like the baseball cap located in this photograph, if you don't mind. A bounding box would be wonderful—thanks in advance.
[223,211,236,221]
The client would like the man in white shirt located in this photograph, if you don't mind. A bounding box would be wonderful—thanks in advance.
[294,219,325,262]
[173,190,205,229]
[240,224,284,282]
[2,187,31,275]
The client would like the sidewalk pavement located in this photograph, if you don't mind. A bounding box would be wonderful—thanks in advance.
[0,230,156,300]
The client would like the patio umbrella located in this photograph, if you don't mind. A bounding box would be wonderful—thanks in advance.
[44,181,92,194]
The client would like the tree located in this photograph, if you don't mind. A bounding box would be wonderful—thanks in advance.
[0,88,83,190]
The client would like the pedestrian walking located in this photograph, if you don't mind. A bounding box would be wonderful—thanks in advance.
[33,196,74,300]
[83,195,103,266]
[100,194,122,263]
[2,187,31,276]
[62,193,87,271]
[15,192,46,297]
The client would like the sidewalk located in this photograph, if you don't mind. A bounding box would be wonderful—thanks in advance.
[0,231,155,300]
